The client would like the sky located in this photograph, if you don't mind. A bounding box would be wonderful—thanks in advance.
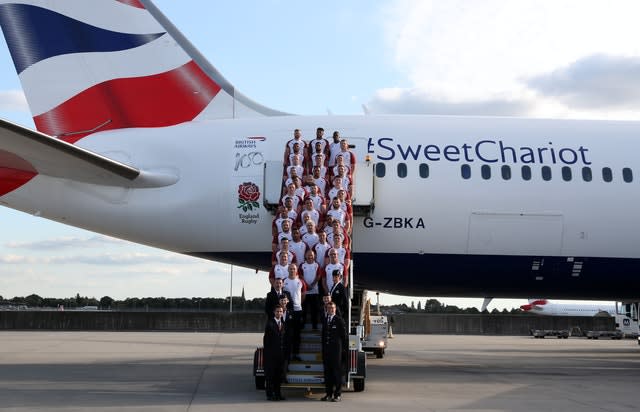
[1,0,638,310]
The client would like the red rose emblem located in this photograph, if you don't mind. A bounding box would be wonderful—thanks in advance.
[238,182,260,211]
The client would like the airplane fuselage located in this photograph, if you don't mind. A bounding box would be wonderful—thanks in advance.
[4,114,640,299]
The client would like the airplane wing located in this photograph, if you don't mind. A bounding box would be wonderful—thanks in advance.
[0,118,177,189]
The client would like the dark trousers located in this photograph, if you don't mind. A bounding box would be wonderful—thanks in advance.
[323,353,342,397]
[302,294,320,328]
[265,358,285,398]
[291,310,302,355]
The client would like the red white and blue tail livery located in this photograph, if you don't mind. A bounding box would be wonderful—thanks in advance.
[0,0,283,146]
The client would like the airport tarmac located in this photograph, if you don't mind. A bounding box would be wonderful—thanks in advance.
[0,332,638,412]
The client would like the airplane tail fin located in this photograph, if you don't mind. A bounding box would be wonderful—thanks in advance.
[521,299,548,311]
[0,0,286,144]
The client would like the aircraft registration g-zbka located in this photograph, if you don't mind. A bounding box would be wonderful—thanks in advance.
[0,0,639,300]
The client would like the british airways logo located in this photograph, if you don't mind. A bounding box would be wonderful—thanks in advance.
[367,138,592,166]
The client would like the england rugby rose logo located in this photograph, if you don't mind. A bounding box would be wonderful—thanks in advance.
[238,182,260,211]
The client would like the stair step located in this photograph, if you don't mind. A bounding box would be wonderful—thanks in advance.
[281,382,325,389]
[286,374,324,384]
[300,342,321,352]
[300,329,321,336]
[296,353,323,362]
[288,362,324,372]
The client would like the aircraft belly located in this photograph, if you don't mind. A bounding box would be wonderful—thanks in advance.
[195,250,640,300]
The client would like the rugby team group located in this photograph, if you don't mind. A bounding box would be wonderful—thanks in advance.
[263,128,356,402]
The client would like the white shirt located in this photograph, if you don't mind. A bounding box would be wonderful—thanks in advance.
[324,262,344,291]
[286,165,304,180]
[281,193,302,210]
[284,277,305,311]
[290,240,307,264]
[273,217,292,234]
[273,264,289,281]
[302,232,320,249]
[327,208,346,226]
[307,194,325,212]
[329,142,342,166]
[301,208,320,226]
[314,242,331,267]
[287,138,306,153]
[300,261,320,294]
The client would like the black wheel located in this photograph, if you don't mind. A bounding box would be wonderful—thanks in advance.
[375,349,384,359]
[353,378,365,392]
[255,376,265,390]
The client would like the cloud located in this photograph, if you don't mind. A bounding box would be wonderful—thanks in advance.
[377,0,640,118]
[0,89,28,112]
[0,252,194,265]
[368,88,532,116]
[6,235,125,250]
[0,254,31,264]
[527,54,640,109]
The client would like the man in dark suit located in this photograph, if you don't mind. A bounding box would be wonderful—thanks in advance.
[320,293,342,321]
[330,270,349,323]
[263,304,288,401]
[279,296,294,365]
[265,278,293,317]
[321,301,348,402]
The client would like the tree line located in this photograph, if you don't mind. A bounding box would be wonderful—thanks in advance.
[0,294,523,314]
[0,293,265,312]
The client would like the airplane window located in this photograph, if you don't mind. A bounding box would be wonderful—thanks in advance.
[561,166,572,181]
[602,167,612,182]
[481,165,491,180]
[623,167,633,183]
[461,164,471,179]
[419,163,429,179]
[541,166,552,181]
[397,163,407,178]
[501,165,511,180]
[521,165,531,181]
[582,167,592,182]
[375,163,386,178]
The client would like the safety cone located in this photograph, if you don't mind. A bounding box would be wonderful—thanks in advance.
[388,325,394,339]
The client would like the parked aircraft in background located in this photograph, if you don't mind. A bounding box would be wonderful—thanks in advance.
[520,299,616,316]
[1,1,640,300]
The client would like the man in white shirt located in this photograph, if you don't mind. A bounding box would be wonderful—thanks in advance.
[314,231,331,270]
[328,131,342,167]
[289,228,308,266]
[307,127,329,160]
[302,220,320,249]
[323,251,345,294]
[306,184,326,214]
[338,138,356,172]
[300,197,320,227]
[283,264,307,360]
[269,252,291,286]
[299,249,323,330]
[284,128,306,162]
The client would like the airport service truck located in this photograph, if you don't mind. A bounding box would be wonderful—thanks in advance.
[616,302,639,337]
[361,315,389,358]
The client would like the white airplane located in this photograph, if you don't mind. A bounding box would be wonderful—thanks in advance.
[0,1,639,300]
[520,299,616,317]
